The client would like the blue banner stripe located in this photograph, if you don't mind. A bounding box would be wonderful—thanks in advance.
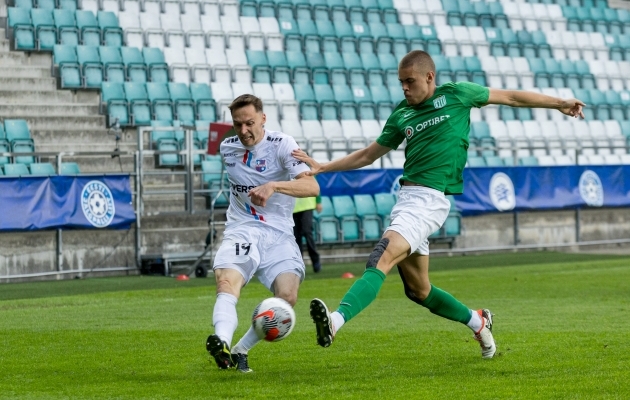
[315,166,630,216]
[0,175,136,231]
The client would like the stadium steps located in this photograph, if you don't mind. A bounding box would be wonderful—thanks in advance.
[0,66,57,79]
[0,104,100,117]
[140,214,213,256]
[0,76,58,91]
[0,89,100,104]
[4,115,105,130]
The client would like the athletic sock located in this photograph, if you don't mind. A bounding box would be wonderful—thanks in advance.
[419,285,472,325]
[466,309,483,333]
[232,327,261,355]
[336,268,386,323]
[330,311,345,335]
[212,292,238,345]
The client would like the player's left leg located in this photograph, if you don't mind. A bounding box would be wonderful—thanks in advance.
[231,232,304,372]
[397,254,496,359]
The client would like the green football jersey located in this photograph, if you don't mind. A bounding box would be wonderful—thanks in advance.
[376,81,489,195]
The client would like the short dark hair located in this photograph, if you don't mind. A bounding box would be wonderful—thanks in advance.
[399,50,435,73]
[229,94,264,113]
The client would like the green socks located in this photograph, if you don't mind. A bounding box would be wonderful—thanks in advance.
[420,284,472,324]
[337,268,386,322]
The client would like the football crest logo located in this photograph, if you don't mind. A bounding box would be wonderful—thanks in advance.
[433,95,447,109]
[489,172,516,211]
[579,170,604,207]
[255,159,267,172]
[404,126,414,139]
[81,180,115,228]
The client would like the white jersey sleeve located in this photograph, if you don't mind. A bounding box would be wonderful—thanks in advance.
[220,130,312,234]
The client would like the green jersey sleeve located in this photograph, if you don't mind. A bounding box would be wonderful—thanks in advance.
[452,81,490,108]
[376,100,406,150]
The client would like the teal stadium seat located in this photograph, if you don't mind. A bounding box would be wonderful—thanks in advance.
[14,0,33,8]
[202,160,228,207]
[53,44,83,89]
[53,9,79,46]
[98,46,125,83]
[8,7,35,50]
[190,83,216,122]
[29,162,57,176]
[75,10,101,47]
[374,192,395,228]
[59,0,77,11]
[151,121,180,166]
[146,82,174,122]
[4,119,33,146]
[3,163,30,176]
[121,46,147,83]
[353,194,381,240]
[60,162,81,175]
[141,48,169,83]
[168,83,195,125]
[124,82,151,125]
[37,0,55,10]
[314,196,340,243]
[76,45,103,88]
[443,196,461,237]
[101,82,129,126]
[97,11,123,47]
[30,9,56,51]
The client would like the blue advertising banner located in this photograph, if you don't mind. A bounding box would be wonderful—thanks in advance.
[317,166,630,216]
[0,175,136,231]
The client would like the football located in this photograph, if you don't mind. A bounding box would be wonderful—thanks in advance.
[251,297,296,342]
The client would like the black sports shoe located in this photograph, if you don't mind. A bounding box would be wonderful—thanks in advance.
[206,334,234,369]
[232,353,253,373]
[310,298,334,348]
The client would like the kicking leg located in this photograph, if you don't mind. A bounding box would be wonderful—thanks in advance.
[232,272,301,372]
[311,231,411,347]
[207,267,244,369]
[397,254,496,359]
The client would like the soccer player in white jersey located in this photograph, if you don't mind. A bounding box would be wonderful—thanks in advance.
[205,94,319,373]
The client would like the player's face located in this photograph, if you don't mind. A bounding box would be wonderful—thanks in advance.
[231,105,267,147]
[398,65,435,106]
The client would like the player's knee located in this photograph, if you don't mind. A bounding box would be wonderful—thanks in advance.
[215,278,239,296]
[405,286,430,302]
[275,291,297,307]
[366,238,390,269]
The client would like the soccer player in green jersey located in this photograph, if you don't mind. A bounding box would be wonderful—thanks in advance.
[292,50,585,359]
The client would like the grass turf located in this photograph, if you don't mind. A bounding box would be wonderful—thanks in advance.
[1,251,629,399]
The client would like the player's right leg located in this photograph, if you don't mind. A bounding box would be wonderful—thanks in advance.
[311,230,411,347]
[207,267,244,369]
[397,254,497,359]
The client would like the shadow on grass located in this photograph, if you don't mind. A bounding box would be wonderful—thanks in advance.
[2,251,628,301]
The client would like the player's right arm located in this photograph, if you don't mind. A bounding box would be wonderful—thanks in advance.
[486,88,585,119]
[292,142,392,175]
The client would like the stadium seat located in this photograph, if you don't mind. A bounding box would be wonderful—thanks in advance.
[53,9,79,46]
[190,83,216,122]
[374,192,395,227]
[29,163,57,176]
[30,9,56,51]
[60,162,81,175]
[314,196,340,243]
[146,82,174,122]
[168,83,195,125]
[8,7,36,50]
[101,82,129,126]
[75,45,102,88]
[76,10,101,47]
[124,82,151,125]
[141,48,169,83]
[4,119,33,147]
[98,11,123,47]
[98,46,125,83]
[353,194,382,240]
[3,163,30,177]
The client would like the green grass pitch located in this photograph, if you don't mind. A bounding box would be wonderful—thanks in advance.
[1,251,629,399]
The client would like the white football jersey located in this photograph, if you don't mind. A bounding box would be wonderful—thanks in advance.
[220,129,311,234]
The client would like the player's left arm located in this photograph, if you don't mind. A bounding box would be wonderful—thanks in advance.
[248,174,319,207]
[486,88,586,119]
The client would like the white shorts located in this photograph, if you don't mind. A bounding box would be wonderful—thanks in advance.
[213,223,305,291]
[385,186,450,255]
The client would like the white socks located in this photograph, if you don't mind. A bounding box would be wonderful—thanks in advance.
[331,311,345,335]
[212,293,238,345]
[466,309,483,333]
[232,327,261,355]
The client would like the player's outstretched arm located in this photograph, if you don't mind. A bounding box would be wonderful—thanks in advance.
[486,88,586,119]
[292,142,391,175]
[248,174,319,207]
